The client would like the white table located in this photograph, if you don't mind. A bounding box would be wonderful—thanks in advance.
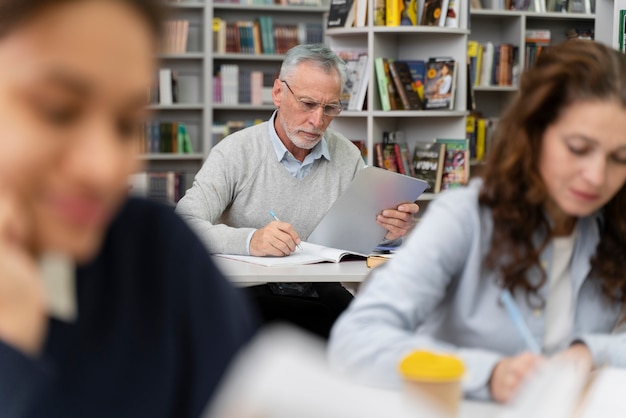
[212,257,370,284]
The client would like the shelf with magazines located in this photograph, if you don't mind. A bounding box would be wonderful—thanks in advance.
[208,0,330,160]
[325,1,470,199]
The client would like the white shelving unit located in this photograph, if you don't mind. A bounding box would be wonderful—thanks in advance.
[325,2,470,202]
[207,1,330,151]
[468,8,595,118]
[595,0,626,49]
[145,0,208,177]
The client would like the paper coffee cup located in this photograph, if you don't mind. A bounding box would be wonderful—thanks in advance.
[398,351,465,418]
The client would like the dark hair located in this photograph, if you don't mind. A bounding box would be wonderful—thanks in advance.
[0,0,164,39]
[479,39,626,306]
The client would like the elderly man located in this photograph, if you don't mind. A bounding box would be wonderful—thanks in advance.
[176,43,418,338]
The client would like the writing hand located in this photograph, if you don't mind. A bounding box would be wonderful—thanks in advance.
[250,221,302,257]
[376,202,420,241]
[489,352,545,403]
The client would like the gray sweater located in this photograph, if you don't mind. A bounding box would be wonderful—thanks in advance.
[176,121,365,255]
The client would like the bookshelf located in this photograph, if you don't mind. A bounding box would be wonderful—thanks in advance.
[208,1,330,149]
[325,2,471,202]
[468,8,596,118]
[133,1,208,204]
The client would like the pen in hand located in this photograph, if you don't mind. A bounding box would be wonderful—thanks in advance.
[269,210,303,251]
[500,289,541,355]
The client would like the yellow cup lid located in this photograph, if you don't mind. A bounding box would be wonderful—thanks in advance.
[398,351,465,382]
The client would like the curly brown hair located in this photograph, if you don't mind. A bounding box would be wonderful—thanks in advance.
[0,0,165,39]
[479,39,626,306]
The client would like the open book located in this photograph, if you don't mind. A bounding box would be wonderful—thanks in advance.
[213,242,364,267]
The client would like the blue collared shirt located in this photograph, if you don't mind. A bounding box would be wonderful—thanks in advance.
[268,111,331,179]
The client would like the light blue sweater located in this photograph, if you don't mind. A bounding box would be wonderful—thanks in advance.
[328,179,625,400]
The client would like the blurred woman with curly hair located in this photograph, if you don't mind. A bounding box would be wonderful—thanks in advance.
[329,39,626,403]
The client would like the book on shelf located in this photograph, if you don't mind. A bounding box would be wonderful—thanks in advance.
[423,57,456,110]
[374,0,386,25]
[386,0,404,26]
[157,68,177,105]
[494,43,516,86]
[327,0,356,28]
[445,0,459,28]
[374,131,412,175]
[412,141,446,193]
[162,20,189,54]
[436,138,469,189]
[351,140,368,163]
[479,41,494,87]
[388,60,424,110]
[403,59,426,101]
[382,143,400,172]
[467,41,483,87]
[400,0,418,25]
[214,241,366,267]
[354,0,368,27]
[375,57,403,111]
[420,0,445,26]
[335,50,368,110]
[128,171,189,205]
[396,142,414,176]
[350,53,370,111]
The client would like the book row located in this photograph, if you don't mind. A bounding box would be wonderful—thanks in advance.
[213,17,323,55]
[214,0,324,5]
[129,171,191,205]
[213,66,275,105]
[467,27,594,88]
[140,122,194,155]
[471,0,594,13]
[212,120,264,144]
[375,57,457,111]
[162,20,189,54]
[467,42,517,88]
[328,0,461,28]
[466,113,498,162]
[150,68,180,105]
[372,134,470,193]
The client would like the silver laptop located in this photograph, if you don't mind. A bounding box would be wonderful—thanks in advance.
[307,166,429,256]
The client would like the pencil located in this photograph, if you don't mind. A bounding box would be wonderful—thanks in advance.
[500,289,541,355]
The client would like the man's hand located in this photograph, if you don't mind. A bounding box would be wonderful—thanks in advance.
[376,202,419,241]
[489,352,545,403]
[250,221,302,257]
[0,192,47,356]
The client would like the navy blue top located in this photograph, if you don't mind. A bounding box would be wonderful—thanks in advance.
[0,198,257,418]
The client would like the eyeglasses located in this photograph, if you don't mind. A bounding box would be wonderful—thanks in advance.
[280,80,342,116]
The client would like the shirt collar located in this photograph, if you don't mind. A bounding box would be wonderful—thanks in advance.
[268,111,330,163]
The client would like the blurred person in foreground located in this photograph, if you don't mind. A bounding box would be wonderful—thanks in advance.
[329,40,626,403]
[0,1,256,417]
